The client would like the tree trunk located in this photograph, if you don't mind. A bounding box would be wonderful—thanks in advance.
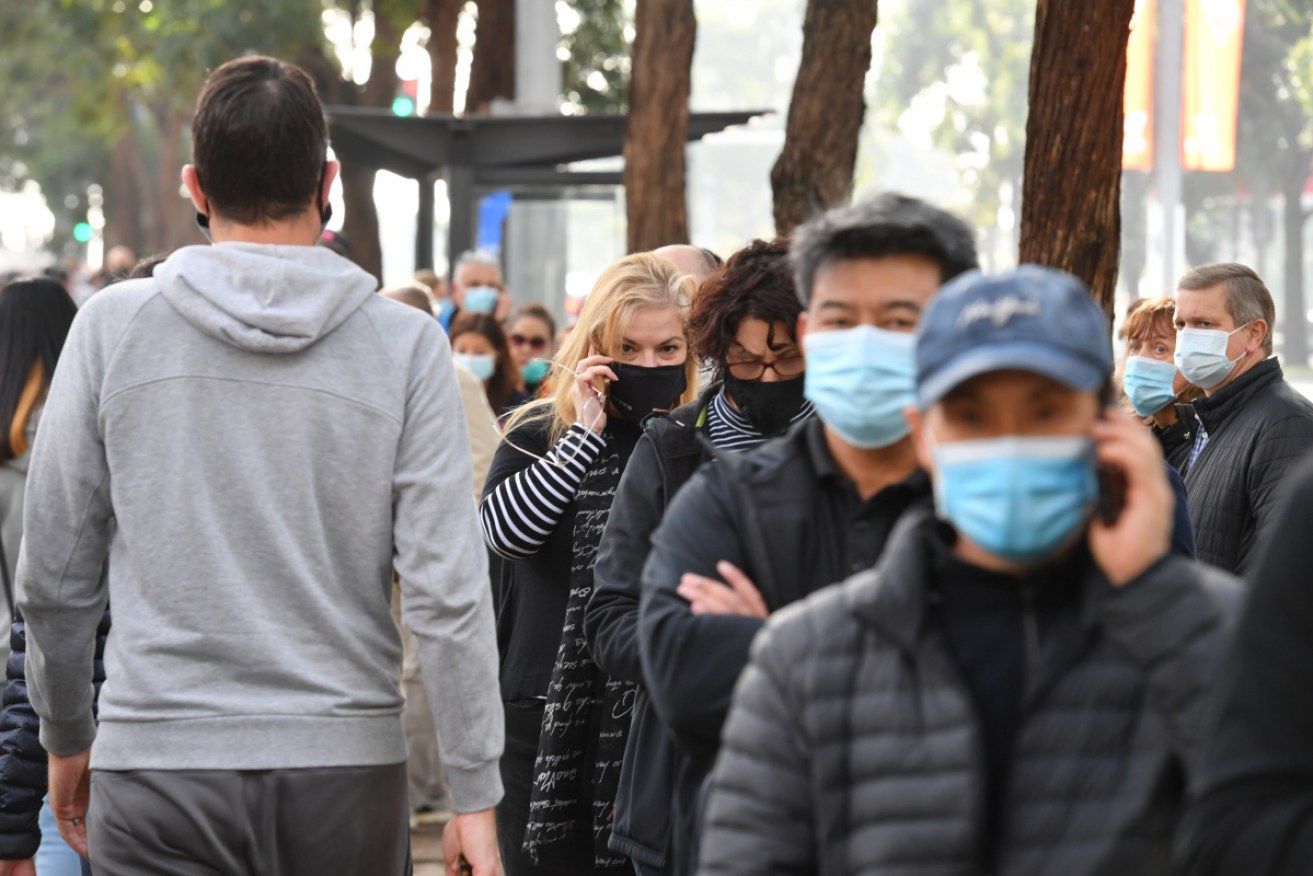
[1281,162,1309,367]
[426,0,461,114]
[467,0,516,114]
[1018,0,1136,316]
[771,0,879,237]
[623,0,696,253]
[104,109,145,259]
[154,104,201,252]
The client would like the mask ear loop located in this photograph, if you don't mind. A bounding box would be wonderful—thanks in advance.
[500,357,607,471]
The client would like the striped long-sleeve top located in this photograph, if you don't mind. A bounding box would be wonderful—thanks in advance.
[480,421,607,560]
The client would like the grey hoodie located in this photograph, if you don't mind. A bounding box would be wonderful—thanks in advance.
[18,243,503,812]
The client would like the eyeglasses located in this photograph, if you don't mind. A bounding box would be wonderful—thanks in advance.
[726,356,805,380]
[509,334,549,351]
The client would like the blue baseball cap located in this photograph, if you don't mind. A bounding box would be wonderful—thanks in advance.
[915,266,1114,408]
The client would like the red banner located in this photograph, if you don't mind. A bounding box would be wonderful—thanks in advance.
[1182,0,1246,171]
[1124,0,1156,170]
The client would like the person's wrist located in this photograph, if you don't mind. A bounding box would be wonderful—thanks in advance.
[1104,549,1170,588]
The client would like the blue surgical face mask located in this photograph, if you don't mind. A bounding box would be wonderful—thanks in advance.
[803,325,916,449]
[521,358,550,386]
[464,286,500,314]
[1173,322,1251,390]
[932,435,1097,564]
[454,352,496,382]
[1122,356,1180,417]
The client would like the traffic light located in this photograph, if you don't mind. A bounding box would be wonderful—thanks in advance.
[392,79,419,117]
[73,222,93,243]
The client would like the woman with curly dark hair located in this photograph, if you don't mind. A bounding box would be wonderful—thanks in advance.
[582,238,813,876]
[449,311,527,418]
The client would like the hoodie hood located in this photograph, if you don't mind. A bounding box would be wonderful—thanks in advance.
[155,243,377,353]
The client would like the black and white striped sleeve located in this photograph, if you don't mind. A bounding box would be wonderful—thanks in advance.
[479,422,607,559]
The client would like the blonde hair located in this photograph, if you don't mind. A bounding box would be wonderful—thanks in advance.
[504,253,698,445]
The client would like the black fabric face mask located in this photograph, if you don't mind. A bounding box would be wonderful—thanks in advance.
[609,363,688,424]
[724,373,807,437]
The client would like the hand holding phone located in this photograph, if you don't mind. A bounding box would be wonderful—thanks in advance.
[1087,410,1173,587]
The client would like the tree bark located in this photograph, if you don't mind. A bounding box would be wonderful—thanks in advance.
[425,0,461,114]
[104,124,145,258]
[1281,157,1310,367]
[623,0,696,253]
[154,104,201,252]
[467,0,516,114]
[771,0,879,237]
[1018,0,1136,316]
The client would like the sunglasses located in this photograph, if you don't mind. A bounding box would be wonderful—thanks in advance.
[509,334,549,351]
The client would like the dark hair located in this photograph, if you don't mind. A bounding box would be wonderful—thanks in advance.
[791,192,978,304]
[689,239,802,383]
[450,312,520,416]
[511,302,556,340]
[127,253,171,280]
[0,278,78,463]
[191,56,328,226]
[1178,262,1275,355]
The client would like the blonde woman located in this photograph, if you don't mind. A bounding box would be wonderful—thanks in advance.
[479,254,697,875]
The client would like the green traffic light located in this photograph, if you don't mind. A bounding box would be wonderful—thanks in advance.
[72,222,93,243]
[391,96,415,117]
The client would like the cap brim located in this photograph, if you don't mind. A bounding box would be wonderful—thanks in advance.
[917,341,1108,408]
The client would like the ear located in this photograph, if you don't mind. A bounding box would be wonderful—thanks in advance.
[1247,319,1269,355]
[321,159,340,206]
[905,405,936,475]
[181,165,208,214]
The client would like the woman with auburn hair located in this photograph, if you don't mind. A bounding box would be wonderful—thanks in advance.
[479,253,696,875]
[1119,295,1204,468]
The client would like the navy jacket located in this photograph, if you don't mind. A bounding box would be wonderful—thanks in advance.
[0,607,109,859]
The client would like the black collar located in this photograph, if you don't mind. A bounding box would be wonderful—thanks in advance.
[847,507,1111,654]
[805,418,930,499]
[1191,357,1284,435]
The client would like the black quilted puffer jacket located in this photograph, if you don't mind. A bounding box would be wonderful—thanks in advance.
[699,509,1239,876]
[1179,358,1313,577]
[0,606,109,859]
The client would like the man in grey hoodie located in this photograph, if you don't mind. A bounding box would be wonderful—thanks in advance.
[16,56,503,876]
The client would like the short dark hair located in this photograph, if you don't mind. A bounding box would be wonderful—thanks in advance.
[688,238,801,382]
[790,193,979,304]
[192,56,328,226]
[1178,262,1275,355]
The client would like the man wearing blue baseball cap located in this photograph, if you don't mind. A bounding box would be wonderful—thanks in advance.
[696,266,1240,876]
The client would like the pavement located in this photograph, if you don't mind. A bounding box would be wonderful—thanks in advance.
[412,819,446,876]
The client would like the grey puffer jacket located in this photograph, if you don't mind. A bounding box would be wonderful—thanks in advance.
[699,508,1240,876]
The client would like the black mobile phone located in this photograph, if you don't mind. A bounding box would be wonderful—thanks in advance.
[1096,462,1126,526]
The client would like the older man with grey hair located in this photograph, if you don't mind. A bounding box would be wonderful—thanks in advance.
[447,249,510,328]
[1172,262,1313,575]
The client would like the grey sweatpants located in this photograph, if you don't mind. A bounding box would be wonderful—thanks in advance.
[87,763,411,876]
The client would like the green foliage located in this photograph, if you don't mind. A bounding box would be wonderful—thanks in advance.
[869,0,1034,240]
[560,0,631,114]
[0,1,331,247]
